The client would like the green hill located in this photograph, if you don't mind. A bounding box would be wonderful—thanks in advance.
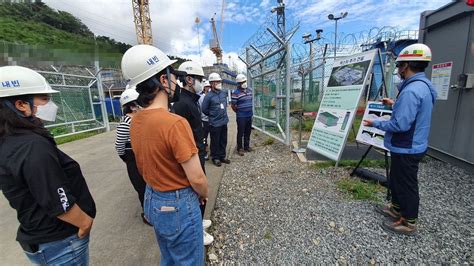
[0,2,186,68]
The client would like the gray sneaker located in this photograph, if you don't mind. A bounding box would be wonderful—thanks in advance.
[375,204,401,221]
[381,217,417,236]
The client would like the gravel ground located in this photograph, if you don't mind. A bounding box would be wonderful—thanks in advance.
[207,131,473,264]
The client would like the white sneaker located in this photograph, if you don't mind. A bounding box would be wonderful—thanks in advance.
[203,231,214,246]
[203,219,212,230]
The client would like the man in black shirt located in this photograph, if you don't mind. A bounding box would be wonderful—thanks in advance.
[0,66,96,265]
[173,61,207,170]
[173,60,214,246]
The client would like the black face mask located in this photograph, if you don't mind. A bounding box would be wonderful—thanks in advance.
[169,83,181,103]
[164,67,186,104]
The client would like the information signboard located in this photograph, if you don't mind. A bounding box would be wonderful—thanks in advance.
[307,49,378,161]
[431,62,453,100]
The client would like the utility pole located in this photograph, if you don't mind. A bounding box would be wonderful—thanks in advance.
[328,12,348,59]
[94,35,110,132]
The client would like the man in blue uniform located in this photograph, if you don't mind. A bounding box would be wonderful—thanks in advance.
[231,74,253,156]
[202,72,230,167]
[364,43,437,235]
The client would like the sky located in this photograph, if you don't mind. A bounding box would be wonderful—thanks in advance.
[42,0,451,72]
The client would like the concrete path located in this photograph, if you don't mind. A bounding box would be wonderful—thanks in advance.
[0,109,237,265]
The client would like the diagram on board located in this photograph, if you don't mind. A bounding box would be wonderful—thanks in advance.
[328,60,371,87]
[315,109,354,134]
[356,101,393,150]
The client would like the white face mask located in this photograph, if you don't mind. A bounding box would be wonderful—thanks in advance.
[35,100,58,122]
[241,82,248,89]
[194,80,203,94]
[215,83,222,90]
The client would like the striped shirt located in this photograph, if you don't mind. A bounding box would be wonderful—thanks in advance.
[231,88,253,118]
[115,115,132,156]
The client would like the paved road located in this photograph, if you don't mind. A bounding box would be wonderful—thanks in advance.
[0,110,237,265]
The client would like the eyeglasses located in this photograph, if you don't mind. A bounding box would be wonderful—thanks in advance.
[395,62,405,68]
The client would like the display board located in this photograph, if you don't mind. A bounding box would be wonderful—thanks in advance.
[356,101,392,150]
[307,49,378,161]
[431,61,453,100]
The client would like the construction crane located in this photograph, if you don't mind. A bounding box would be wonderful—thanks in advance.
[210,0,225,64]
[132,0,153,45]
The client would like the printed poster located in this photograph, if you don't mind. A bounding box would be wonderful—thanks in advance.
[431,62,452,100]
[307,49,378,161]
[356,101,392,150]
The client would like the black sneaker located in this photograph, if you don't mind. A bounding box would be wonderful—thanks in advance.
[212,159,221,167]
[244,147,253,152]
[221,158,231,164]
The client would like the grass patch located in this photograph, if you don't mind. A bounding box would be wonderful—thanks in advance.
[262,137,275,146]
[347,116,362,143]
[263,229,272,240]
[55,130,101,145]
[291,117,315,132]
[337,178,385,203]
[309,159,386,169]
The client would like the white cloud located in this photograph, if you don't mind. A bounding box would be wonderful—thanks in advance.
[290,0,449,30]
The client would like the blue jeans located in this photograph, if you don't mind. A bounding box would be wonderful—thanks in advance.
[23,234,90,265]
[144,185,204,266]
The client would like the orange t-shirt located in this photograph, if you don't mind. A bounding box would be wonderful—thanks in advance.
[130,108,198,192]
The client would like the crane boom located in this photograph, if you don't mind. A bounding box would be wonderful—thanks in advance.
[219,0,225,46]
[209,0,225,64]
[210,15,223,64]
[132,0,153,45]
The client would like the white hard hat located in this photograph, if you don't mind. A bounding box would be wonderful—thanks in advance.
[203,80,211,87]
[396,43,432,62]
[120,87,139,106]
[0,66,58,98]
[178,61,204,77]
[236,74,247,83]
[121,44,177,88]
[208,72,222,82]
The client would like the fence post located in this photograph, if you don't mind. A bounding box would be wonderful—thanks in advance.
[95,61,110,132]
[285,42,291,145]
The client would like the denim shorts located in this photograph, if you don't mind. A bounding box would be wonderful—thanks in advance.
[144,185,204,266]
[23,234,90,265]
